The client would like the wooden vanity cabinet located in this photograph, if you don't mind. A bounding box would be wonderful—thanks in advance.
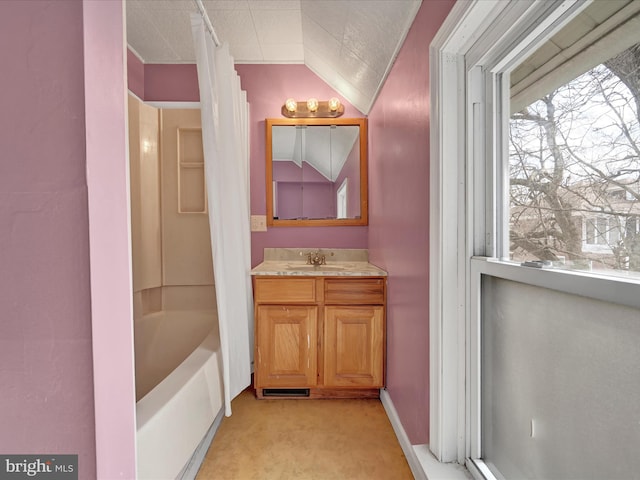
[255,304,318,387]
[253,276,386,399]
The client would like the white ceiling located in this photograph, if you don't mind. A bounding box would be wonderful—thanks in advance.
[126,0,422,113]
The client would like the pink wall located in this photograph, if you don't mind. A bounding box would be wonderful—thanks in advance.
[140,63,366,266]
[273,161,330,183]
[273,162,334,220]
[132,4,457,446]
[235,64,368,266]
[0,1,96,477]
[127,49,145,99]
[84,1,137,478]
[145,64,199,102]
[278,182,334,219]
[0,1,455,475]
[367,0,456,445]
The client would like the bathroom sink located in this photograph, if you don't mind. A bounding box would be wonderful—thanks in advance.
[250,248,388,277]
[283,263,353,272]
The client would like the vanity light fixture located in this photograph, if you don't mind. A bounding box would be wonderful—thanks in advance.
[285,98,297,113]
[281,97,344,118]
[306,97,319,112]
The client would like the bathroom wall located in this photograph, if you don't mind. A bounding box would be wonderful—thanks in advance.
[84,1,137,477]
[128,95,215,316]
[128,2,457,446]
[127,55,200,103]
[236,64,368,266]
[128,50,145,100]
[135,63,368,267]
[367,0,456,445]
[129,94,162,317]
[0,0,96,476]
[273,162,334,219]
[158,108,215,310]
[145,64,200,103]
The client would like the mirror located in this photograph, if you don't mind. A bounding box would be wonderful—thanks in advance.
[266,117,368,226]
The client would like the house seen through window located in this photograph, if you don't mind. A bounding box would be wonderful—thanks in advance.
[509,33,640,275]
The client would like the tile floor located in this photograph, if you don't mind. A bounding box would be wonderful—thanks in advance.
[196,388,414,479]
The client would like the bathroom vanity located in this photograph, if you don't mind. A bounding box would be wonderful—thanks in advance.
[251,248,387,399]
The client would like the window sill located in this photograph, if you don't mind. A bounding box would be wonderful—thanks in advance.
[472,257,640,310]
[413,445,472,480]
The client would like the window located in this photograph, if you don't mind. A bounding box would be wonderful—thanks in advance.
[431,1,640,478]
[609,189,626,200]
[336,178,347,219]
[583,215,623,255]
[508,38,640,275]
[627,215,640,236]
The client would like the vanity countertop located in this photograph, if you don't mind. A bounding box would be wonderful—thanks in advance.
[250,248,387,277]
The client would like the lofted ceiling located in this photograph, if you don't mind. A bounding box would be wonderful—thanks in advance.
[126,0,422,114]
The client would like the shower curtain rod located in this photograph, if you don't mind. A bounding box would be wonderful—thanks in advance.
[194,0,221,47]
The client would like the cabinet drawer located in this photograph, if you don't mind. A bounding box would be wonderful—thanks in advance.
[254,277,317,303]
[324,278,385,304]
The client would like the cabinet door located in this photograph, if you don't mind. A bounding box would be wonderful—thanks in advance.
[324,306,384,387]
[255,305,318,388]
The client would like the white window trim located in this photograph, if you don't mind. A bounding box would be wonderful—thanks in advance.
[337,178,348,219]
[429,0,640,475]
[429,0,507,463]
[583,215,617,253]
[429,0,550,464]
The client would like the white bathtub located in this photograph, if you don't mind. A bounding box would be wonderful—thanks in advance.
[135,310,223,479]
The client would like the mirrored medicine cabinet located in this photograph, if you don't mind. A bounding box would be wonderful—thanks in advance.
[265,117,368,227]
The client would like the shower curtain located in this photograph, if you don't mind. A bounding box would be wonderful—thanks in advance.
[191,14,254,416]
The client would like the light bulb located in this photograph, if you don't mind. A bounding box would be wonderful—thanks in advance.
[307,98,319,112]
[285,98,297,112]
[328,97,341,111]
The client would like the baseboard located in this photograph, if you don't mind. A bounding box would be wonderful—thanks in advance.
[380,389,427,480]
[178,407,225,480]
[380,389,471,480]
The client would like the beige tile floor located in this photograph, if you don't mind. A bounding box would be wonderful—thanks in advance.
[196,388,414,479]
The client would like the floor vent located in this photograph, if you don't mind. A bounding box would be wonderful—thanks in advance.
[262,388,310,397]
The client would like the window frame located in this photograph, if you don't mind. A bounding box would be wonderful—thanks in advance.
[583,215,618,252]
[430,0,640,478]
[336,178,348,219]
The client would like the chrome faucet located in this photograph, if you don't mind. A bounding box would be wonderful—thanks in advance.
[305,250,326,266]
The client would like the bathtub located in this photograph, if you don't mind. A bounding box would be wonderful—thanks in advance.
[135,310,223,479]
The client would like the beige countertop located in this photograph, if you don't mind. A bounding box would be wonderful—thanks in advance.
[250,248,387,277]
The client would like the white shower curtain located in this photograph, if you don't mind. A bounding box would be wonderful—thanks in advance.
[191,14,254,416]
